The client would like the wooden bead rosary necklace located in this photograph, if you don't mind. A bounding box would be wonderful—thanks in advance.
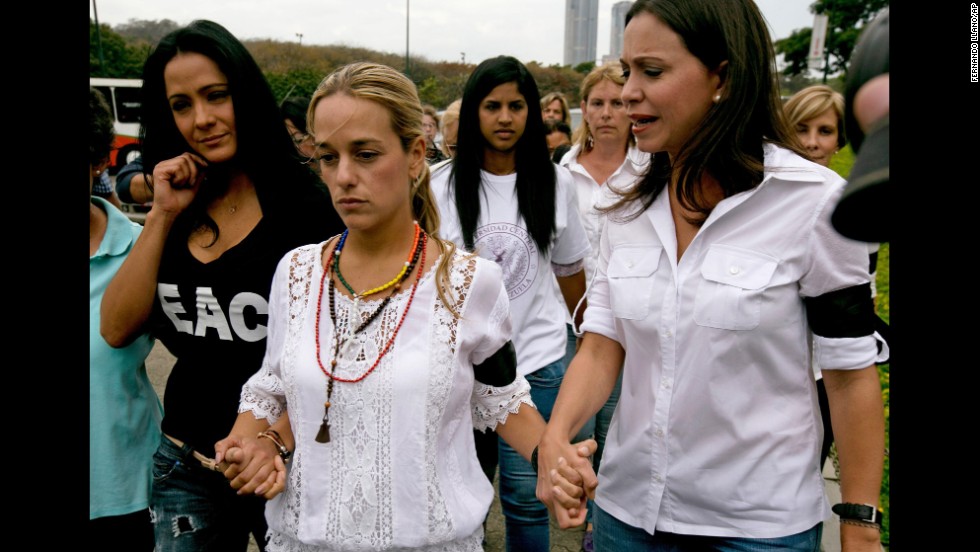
[313,222,426,443]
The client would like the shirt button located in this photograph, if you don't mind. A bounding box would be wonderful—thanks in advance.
[653,474,663,483]
[662,378,672,389]
[626,260,634,268]
[729,265,740,275]
[665,330,672,338]
[655,428,664,438]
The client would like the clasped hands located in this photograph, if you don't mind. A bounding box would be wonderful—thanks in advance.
[210,430,601,519]
[213,433,287,499]
[536,437,600,529]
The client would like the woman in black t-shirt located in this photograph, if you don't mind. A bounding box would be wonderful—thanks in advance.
[100,20,342,552]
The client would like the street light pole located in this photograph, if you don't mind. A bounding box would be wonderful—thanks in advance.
[405,0,410,77]
[92,0,105,74]
[296,33,303,46]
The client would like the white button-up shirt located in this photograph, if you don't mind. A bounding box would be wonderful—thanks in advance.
[580,145,878,538]
[560,144,650,282]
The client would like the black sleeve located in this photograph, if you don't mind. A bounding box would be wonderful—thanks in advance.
[115,158,145,204]
[474,341,517,387]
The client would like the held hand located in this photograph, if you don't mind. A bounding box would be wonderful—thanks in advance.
[149,152,208,215]
[536,436,598,529]
[220,436,282,496]
[253,455,287,499]
[213,433,245,466]
[551,439,597,527]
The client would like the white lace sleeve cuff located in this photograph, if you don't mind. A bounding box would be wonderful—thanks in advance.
[238,365,286,424]
[472,376,535,432]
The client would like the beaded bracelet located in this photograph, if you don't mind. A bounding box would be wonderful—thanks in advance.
[840,519,882,532]
[257,430,292,464]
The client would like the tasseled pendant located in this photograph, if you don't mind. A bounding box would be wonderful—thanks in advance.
[315,379,334,443]
[315,405,331,443]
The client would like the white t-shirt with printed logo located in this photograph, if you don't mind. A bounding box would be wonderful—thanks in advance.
[431,163,591,377]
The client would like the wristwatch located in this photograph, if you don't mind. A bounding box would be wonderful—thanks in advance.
[832,503,883,525]
[530,446,539,475]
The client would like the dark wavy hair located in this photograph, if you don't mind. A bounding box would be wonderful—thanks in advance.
[281,95,312,134]
[90,88,115,166]
[451,55,556,253]
[611,0,804,224]
[138,19,322,242]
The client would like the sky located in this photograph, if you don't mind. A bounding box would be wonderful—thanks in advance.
[91,0,819,67]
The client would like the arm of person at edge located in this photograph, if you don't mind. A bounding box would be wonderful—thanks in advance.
[116,157,154,204]
[100,152,208,347]
[490,395,598,514]
[822,365,885,551]
[556,269,587,333]
[214,410,294,499]
[536,331,623,528]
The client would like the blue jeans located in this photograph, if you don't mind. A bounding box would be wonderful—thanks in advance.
[585,370,622,525]
[150,436,268,552]
[594,505,822,552]
[498,357,595,552]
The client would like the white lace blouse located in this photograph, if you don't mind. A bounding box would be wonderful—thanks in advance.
[240,243,533,551]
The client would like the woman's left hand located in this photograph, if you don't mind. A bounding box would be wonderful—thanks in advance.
[219,435,286,498]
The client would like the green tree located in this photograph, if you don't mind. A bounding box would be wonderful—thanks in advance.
[114,18,181,47]
[573,61,596,75]
[774,0,888,79]
[90,19,148,78]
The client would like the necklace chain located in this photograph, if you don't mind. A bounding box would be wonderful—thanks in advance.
[312,229,427,444]
[334,222,420,299]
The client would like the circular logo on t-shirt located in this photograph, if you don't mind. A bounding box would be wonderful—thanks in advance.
[474,223,538,300]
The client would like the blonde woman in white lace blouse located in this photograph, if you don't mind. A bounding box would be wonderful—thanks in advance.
[213,62,593,552]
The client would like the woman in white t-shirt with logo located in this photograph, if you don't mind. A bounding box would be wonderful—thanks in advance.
[430,55,592,551]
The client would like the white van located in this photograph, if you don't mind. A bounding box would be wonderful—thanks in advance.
[90,77,143,173]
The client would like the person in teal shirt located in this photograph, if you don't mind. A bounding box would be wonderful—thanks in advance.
[89,87,162,550]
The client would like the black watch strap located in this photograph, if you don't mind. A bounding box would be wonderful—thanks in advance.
[530,446,539,475]
[832,503,883,525]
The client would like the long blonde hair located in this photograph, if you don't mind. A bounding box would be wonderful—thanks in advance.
[308,62,460,311]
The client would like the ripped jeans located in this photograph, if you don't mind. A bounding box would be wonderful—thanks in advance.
[150,435,268,551]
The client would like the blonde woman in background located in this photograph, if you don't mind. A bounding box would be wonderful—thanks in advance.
[541,90,572,126]
[440,98,462,158]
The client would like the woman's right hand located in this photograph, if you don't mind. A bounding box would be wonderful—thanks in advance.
[536,433,599,528]
[150,152,208,215]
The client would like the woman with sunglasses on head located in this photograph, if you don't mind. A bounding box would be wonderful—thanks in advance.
[430,55,593,552]
[100,20,343,551]
[539,1,886,550]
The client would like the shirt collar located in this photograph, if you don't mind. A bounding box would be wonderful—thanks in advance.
[92,196,138,258]
[760,143,832,186]
[561,144,651,179]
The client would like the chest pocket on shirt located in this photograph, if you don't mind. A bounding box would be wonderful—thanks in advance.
[607,245,662,320]
[693,244,778,330]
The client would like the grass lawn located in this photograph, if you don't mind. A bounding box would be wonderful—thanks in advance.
[831,145,890,546]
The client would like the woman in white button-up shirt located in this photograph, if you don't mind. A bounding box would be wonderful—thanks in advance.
[537,1,885,551]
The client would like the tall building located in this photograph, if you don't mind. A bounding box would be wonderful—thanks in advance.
[563,0,598,67]
[609,1,631,59]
